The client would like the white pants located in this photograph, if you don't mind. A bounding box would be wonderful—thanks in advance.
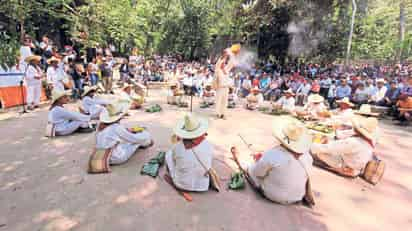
[26,84,41,106]
[216,87,229,116]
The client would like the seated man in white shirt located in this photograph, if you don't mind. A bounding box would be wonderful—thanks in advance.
[370,79,387,104]
[297,94,331,119]
[272,89,296,114]
[311,116,376,177]
[165,114,214,192]
[232,117,313,205]
[95,107,153,165]
[228,87,238,108]
[81,86,110,119]
[245,87,264,110]
[48,90,93,136]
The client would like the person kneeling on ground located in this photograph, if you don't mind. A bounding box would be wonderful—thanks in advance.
[95,107,153,165]
[81,86,110,119]
[272,89,296,114]
[297,94,331,120]
[165,114,214,192]
[395,94,412,125]
[243,117,313,204]
[201,84,216,108]
[119,84,144,110]
[310,116,377,177]
[48,90,93,136]
[245,87,264,110]
[228,87,238,108]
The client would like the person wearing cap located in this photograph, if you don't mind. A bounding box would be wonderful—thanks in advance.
[298,94,330,119]
[48,90,93,136]
[46,57,65,92]
[310,116,377,177]
[81,86,110,119]
[201,84,216,107]
[273,89,296,114]
[25,55,44,110]
[165,114,213,192]
[245,86,264,110]
[370,79,387,103]
[96,106,153,165]
[241,117,313,204]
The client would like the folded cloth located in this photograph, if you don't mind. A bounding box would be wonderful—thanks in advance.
[228,172,245,190]
[141,151,166,177]
[145,104,162,113]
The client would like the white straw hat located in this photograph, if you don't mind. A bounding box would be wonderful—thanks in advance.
[174,114,208,139]
[99,104,125,124]
[352,116,378,143]
[51,90,70,105]
[308,94,324,103]
[356,104,379,117]
[82,86,97,97]
[336,97,354,107]
[273,116,312,154]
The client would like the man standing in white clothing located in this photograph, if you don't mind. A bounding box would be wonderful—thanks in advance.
[25,55,43,110]
[214,45,239,119]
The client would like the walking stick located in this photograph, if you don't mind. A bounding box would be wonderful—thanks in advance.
[19,79,28,114]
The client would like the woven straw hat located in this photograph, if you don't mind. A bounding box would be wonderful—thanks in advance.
[273,116,312,154]
[174,114,208,139]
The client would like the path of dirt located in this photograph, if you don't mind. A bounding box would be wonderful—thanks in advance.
[0,89,411,231]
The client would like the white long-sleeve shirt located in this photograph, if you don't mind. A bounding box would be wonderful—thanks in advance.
[25,65,42,86]
[276,96,296,112]
[166,140,213,192]
[48,106,91,135]
[47,66,65,91]
[371,86,387,102]
[82,96,110,118]
[249,146,313,204]
[311,137,373,176]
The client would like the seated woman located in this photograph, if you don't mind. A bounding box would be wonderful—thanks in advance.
[81,86,110,119]
[165,114,213,192]
[272,89,296,114]
[201,84,216,108]
[95,107,153,165]
[310,116,377,177]
[234,117,313,204]
[119,84,144,110]
[48,90,93,136]
[245,87,264,110]
[297,94,330,120]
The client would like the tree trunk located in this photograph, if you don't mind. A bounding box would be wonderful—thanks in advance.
[345,0,357,68]
[396,0,406,64]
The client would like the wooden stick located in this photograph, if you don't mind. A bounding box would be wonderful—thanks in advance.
[230,147,263,195]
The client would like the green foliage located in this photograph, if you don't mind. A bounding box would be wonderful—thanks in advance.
[0,32,20,70]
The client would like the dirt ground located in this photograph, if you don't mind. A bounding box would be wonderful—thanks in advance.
[0,89,411,231]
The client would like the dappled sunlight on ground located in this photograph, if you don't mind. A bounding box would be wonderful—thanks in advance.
[0,90,410,230]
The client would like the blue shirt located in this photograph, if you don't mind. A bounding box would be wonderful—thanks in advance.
[260,78,270,89]
[336,85,352,98]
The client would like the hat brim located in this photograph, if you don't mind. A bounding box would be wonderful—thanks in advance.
[174,117,208,139]
[272,116,312,154]
[99,113,124,124]
[81,87,97,97]
[51,91,70,104]
[336,100,354,107]
[47,58,60,64]
[352,117,376,143]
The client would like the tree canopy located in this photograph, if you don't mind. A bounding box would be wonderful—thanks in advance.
[0,0,411,66]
